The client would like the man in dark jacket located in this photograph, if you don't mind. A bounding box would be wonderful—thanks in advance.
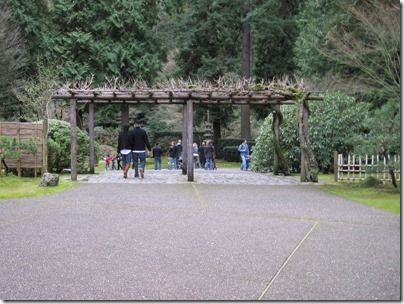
[204,141,215,170]
[198,141,206,169]
[167,141,177,170]
[152,143,162,170]
[117,124,132,178]
[130,122,151,178]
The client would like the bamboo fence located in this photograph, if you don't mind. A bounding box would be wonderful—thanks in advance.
[336,153,400,182]
[0,122,43,177]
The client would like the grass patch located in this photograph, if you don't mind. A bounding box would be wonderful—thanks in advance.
[0,174,77,199]
[316,174,400,214]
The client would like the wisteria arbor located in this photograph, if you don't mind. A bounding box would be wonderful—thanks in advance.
[52,78,322,182]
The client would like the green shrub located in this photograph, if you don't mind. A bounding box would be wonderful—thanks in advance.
[250,116,274,172]
[47,119,99,173]
[221,146,240,162]
[361,176,383,188]
[250,91,370,173]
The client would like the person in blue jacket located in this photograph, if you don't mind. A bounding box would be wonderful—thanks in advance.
[238,139,250,171]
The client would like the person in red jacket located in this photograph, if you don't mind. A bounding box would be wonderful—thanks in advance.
[105,154,111,170]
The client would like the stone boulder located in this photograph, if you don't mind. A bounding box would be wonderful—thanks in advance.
[39,173,59,187]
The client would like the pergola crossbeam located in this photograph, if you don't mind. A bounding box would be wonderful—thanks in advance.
[52,89,321,105]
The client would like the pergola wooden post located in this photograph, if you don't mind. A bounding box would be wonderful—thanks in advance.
[182,104,187,175]
[69,98,77,181]
[299,102,307,181]
[121,103,129,125]
[88,102,95,174]
[186,99,194,181]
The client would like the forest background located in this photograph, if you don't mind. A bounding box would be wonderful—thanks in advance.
[0,0,400,174]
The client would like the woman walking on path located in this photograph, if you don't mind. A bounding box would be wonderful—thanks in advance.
[117,124,133,178]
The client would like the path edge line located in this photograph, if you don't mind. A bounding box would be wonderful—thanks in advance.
[258,220,320,300]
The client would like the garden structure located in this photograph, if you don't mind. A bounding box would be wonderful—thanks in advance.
[52,79,322,182]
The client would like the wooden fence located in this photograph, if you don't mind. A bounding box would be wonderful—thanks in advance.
[335,152,400,182]
[0,122,44,177]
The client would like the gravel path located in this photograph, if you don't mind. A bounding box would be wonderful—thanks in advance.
[78,167,303,185]
[0,169,400,300]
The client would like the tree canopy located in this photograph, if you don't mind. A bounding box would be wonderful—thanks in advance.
[0,0,400,164]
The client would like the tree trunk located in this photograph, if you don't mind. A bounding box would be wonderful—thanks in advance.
[389,167,397,188]
[298,100,318,182]
[241,0,251,139]
[272,105,290,176]
[42,116,48,174]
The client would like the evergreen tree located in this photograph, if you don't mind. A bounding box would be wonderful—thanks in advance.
[249,0,300,80]
[4,0,51,75]
[0,3,30,119]
[45,0,167,84]
[294,0,400,158]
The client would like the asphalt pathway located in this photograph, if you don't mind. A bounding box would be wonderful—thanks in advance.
[0,168,400,300]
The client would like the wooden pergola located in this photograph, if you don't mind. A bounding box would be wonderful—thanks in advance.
[52,86,322,182]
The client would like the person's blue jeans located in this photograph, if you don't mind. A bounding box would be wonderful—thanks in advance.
[121,153,132,166]
[132,152,146,177]
[174,157,179,170]
[168,157,175,170]
[205,157,214,170]
[154,157,162,170]
[240,154,248,170]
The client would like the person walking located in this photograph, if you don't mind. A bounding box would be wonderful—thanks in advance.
[117,124,133,178]
[238,139,250,171]
[152,143,162,170]
[204,141,215,170]
[116,154,122,170]
[167,141,177,170]
[193,142,200,168]
[175,139,183,169]
[105,154,111,170]
[198,141,206,169]
[111,155,116,170]
[130,122,151,178]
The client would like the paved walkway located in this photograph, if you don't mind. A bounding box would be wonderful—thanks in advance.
[0,169,400,300]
